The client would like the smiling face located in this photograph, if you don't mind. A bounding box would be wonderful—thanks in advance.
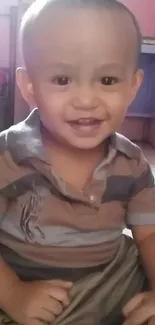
[18,4,142,150]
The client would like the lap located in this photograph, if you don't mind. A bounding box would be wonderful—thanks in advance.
[0,236,147,325]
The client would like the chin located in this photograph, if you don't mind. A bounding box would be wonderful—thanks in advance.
[68,138,105,150]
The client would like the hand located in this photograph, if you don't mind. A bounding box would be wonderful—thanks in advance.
[1,278,73,325]
[122,291,155,325]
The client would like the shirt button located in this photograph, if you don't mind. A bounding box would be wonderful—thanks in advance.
[89,194,96,202]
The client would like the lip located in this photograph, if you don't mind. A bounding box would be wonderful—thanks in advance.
[67,118,103,134]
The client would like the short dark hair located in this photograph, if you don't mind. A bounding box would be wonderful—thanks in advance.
[20,0,142,71]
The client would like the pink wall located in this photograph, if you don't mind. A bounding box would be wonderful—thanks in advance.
[0,17,10,68]
[0,0,18,67]
[120,0,155,37]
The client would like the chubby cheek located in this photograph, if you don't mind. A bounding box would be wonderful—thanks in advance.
[104,91,131,128]
[33,87,65,120]
[110,108,126,131]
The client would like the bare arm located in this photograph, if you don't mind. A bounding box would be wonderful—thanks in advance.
[132,225,155,290]
[0,256,20,308]
[123,226,155,325]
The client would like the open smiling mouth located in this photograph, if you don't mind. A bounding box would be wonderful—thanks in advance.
[67,118,103,133]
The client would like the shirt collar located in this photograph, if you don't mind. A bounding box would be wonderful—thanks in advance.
[7,108,44,163]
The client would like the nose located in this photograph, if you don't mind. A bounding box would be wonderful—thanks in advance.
[72,84,100,111]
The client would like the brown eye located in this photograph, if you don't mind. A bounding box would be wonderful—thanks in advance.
[52,76,71,86]
[101,77,118,86]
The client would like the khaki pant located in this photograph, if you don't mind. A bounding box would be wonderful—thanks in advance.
[0,236,146,325]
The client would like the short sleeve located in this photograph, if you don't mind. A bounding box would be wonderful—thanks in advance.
[126,149,155,226]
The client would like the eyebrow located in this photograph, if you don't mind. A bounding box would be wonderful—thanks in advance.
[98,63,126,72]
[43,62,126,74]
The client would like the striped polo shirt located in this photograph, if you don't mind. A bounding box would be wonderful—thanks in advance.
[0,108,155,281]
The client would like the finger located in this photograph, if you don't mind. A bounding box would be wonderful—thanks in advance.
[123,292,149,317]
[35,310,55,324]
[46,280,73,289]
[123,301,155,325]
[26,319,45,325]
[49,287,70,307]
[43,298,63,316]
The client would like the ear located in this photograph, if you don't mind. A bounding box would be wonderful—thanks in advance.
[16,68,36,108]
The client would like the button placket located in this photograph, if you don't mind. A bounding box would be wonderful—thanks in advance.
[88,193,100,212]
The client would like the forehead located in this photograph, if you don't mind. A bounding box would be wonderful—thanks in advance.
[28,6,137,71]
